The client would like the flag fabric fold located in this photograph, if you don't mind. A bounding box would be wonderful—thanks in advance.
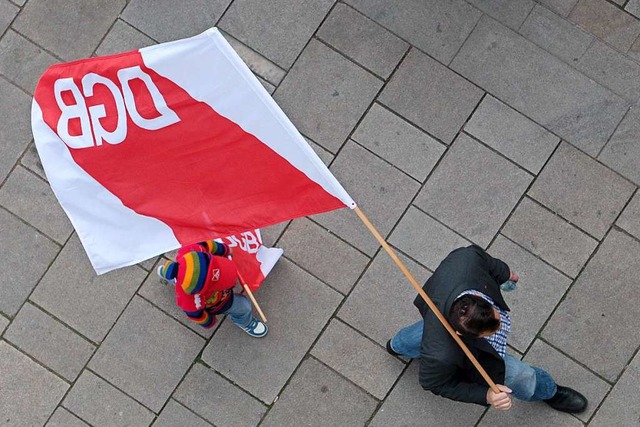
[32,28,354,274]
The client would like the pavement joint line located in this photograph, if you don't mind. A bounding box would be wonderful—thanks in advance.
[85,366,159,415]
[1,338,71,385]
[596,104,633,160]
[279,254,350,297]
[9,27,66,64]
[308,354,383,402]
[313,34,390,82]
[537,337,615,386]
[89,2,129,58]
[516,1,538,32]
[350,138,423,185]
[447,10,484,67]
[461,129,537,178]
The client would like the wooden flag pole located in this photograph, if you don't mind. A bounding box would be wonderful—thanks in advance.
[242,283,267,323]
[353,207,500,394]
[229,255,268,323]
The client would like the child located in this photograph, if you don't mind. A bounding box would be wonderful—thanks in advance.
[157,240,267,337]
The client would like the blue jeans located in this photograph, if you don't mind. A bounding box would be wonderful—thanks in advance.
[390,320,557,401]
[219,294,253,328]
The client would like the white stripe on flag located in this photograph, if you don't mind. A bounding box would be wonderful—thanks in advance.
[31,101,180,274]
[140,28,355,209]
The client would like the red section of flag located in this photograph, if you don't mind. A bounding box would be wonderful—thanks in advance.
[34,51,344,244]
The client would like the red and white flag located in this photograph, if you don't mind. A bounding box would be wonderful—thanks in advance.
[31,28,354,274]
[219,229,283,291]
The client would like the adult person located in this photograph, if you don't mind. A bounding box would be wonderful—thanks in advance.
[386,245,586,412]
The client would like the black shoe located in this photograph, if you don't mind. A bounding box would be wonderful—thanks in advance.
[386,340,401,357]
[544,385,588,413]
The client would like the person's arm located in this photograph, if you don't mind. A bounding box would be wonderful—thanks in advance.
[183,308,216,328]
[472,245,511,285]
[198,240,230,257]
[419,355,491,406]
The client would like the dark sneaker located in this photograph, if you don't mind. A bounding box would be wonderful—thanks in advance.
[240,318,268,338]
[544,386,588,413]
[386,339,401,357]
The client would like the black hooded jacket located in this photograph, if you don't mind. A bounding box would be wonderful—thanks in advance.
[413,245,511,406]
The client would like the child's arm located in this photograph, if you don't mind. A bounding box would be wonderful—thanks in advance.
[198,240,230,257]
[183,308,216,329]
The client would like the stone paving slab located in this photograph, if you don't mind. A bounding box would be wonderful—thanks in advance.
[524,339,610,422]
[370,361,485,427]
[30,234,145,342]
[414,133,532,247]
[0,314,8,335]
[450,15,629,156]
[317,3,408,79]
[389,205,472,272]
[543,229,640,381]
[0,78,33,183]
[628,0,640,19]
[154,400,213,427]
[488,235,572,352]
[220,0,334,69]
[0,165,73,244]
[311,318,405,399]
[502,197,599,278]
[13,0,126,61]
[174,363,266,427]
[616,190,640,239]
[4,302,95,382]
[379,48,483,145]
[537,0,580,17]
[0,0,18,35]
[0,29,59,94]
[20,142,46,181]
[599,103,640,186]
[274,39,382,153]
[121,0,231,43]
[63,370,155,426]
[529,142,636,240]
[464,95,559,174]
[630,35,640,61]
[345,0,482,64]
[278,217,370,295]
[137,259,216,338]
[89,296,205,412]
[221,30,286,86]
[568,0,640,52]
[201,259,342,404]
[576,40,640,102]
[260,357,378,427]
[337,250,428,347]
[352,103,446,182]
[0,208,59,317]
[313,140,420,256]
[466,0,535,30]
[0,341,69,427]
[589,349,640,426]
[95,19,156,57]
[519,4,594,64]
[46,407,90,427]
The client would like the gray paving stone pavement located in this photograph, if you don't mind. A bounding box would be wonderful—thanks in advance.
[451,14,629,156]
[2,1,640,425]
[519,4,594,64]
[174,363,266,427]
[503,197,599,277]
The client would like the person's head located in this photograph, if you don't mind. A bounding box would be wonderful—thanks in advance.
[448,294,500,338]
